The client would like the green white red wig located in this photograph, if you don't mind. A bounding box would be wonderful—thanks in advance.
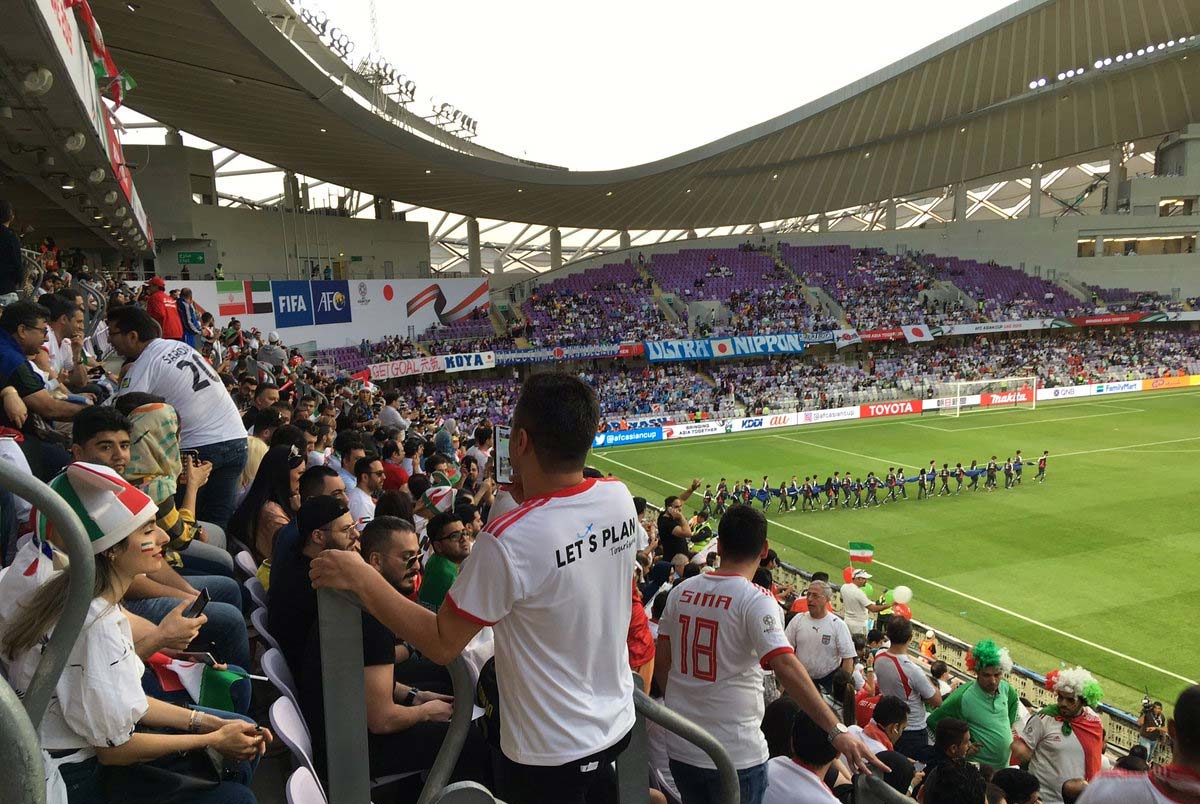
[965,639,1013,674]
[1045,667,1105,708]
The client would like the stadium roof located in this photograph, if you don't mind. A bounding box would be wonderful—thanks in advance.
[98,0,1199,230]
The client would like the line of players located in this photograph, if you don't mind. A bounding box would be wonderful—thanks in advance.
[699,450,1050,515]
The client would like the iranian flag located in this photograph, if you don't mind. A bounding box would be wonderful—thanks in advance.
[147,653,247,712]
[849,542,875,563]
[216,281,273,317]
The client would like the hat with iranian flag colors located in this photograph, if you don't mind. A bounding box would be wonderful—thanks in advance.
[37,462,157,554]
[421,485,457,514]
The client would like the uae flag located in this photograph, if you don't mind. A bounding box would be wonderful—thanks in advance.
[849,541,875,563]
[216,281,273,316]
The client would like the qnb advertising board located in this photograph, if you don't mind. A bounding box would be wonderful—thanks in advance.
[165,279,490,349]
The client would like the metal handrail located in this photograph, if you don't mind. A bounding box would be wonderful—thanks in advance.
[0,676,46,804]
[0,461,95,728]
[19,249,43,300]
[854,772,917,803]
[316,587,477,804]
[633,689,740,804]
[0,461,97,804]
[75,280,107,338]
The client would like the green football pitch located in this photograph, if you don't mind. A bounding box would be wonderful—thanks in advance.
[593,387,1200,713]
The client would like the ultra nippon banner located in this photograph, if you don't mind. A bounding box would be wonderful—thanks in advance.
[166,279,490,349]
[644,333,809,363]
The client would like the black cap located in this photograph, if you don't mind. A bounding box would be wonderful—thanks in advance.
[297,495,349,541]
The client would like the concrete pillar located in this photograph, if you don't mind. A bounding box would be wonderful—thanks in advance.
[1094,234,1105,257]
[467,218,482,277]
[817,213,829,233]
[952,183,967,221]
[549,228,562,272]
[1106,144,1124,214]
[164,128,184,146]
[300,181,311,211]
[373,197,394,220]
[493,256,504,275]
[283,171,301,211]
[885,199,898,230]
[1029,166,1042,219]
[619,230,631,251]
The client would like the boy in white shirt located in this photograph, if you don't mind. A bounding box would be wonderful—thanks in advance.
[763,709,842,804]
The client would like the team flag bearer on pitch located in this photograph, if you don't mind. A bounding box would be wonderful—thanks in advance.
[849,542,875,563]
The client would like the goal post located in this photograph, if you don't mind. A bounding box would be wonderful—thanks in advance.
[935,376,1038,417]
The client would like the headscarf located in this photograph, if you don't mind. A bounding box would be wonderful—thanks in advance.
[125,402,182,504]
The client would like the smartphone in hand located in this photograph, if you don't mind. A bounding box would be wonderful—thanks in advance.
[183,588,210,619]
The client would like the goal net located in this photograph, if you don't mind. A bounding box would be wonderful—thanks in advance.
[935,376,1038,417]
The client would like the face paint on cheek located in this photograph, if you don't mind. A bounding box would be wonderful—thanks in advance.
[139,539,157,553]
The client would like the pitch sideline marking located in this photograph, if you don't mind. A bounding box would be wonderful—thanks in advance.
[589,450,1197,686]
[901,407,1140,433]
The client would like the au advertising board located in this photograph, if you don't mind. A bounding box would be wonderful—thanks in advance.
[724,413,797,432]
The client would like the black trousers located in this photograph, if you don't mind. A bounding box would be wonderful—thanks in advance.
[496,730,632,804]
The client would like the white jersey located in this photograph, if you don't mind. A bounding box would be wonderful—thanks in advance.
[1019,708,1101,803]
[1079,766,1200,804]
[839,582,872,631]
[762,757,839,804]
[873,650,937,731]
[661,572,794,769]
[346,486,375,531]
[444,477,637,766]
[116,338,245,449]
[784,611,856,681]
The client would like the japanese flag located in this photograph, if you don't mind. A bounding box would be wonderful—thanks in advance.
[901,325,935,343]
[710,339,734,358]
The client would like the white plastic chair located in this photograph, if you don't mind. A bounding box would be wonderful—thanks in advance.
[244,576,268,610]
[234,550,258,578]
[250,607,281,653]
[285,766,325,804]
[262,647,300,709]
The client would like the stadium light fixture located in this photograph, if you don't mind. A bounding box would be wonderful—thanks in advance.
[22,67,53,96]
[772,174,779,179]
[606,191,613,196]
[517,189,523,193]
[1057,72,1066,80]
[319,127,327,133]
[1137,48,1146,55]
[63,132,86,153]
[87,168,105,184]
[125,3,140,11]
[60,175,77,190]
[424,169,431,174]
[103,190,118,204]
[1094,60,1103,68]
[1037,78,1047,86]
[1115,55,1124,62]
[1029,80,1038,89]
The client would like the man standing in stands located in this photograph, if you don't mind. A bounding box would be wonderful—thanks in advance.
[926,640,1019,770]
[347,455,384,530]
[658,481,702,559]
[874,616,942,759]
[311,373,641,804]
[1012,667,1106,803]
[784,579,856,692]
[109,305,248,529]
[654,505,882,804]
[840,568,886,637]
[0,200,23,306]
[143,276,184,341]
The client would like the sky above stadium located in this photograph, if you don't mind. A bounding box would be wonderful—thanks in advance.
[330,0,1016,170]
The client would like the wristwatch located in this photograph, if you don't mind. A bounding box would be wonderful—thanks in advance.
[402,687,420,706]
[828,722,849,743]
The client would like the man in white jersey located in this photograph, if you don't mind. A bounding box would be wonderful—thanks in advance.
[311,373,637,804]
[839,569,886,636]
[108,305,247,529]
[1079,684,1200,804]
[873,616,941,760]
[784,579,856,692]
[653,504,883,804]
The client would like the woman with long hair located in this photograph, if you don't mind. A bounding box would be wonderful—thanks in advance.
[228,444,303,562]
[0,462,271,803]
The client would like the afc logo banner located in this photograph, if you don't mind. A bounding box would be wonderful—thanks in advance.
[312,280,352,324]
[271,281,314,328]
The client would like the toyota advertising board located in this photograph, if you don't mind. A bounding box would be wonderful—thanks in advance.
[859,399,923,418]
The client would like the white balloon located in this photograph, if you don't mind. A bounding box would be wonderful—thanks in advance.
[893,585,913,605]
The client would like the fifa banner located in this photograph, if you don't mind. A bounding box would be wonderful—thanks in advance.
[165,279,490,350]
[495,343,643,366]
[644,333,810,363]
[593,427,662,448]
[368,351,495,380]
